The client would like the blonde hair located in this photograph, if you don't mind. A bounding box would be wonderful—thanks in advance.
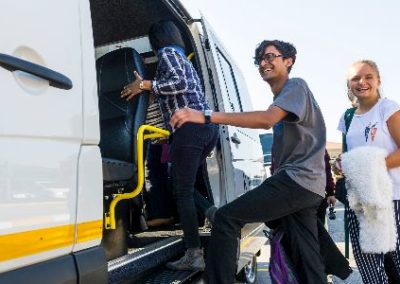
[346,59,382,106]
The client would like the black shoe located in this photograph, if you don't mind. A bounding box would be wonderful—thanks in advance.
[166,248,205,271]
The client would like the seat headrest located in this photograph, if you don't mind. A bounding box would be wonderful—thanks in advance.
[96,47,147,121]
[97,47,145,94]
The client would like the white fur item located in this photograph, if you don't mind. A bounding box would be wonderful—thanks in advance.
[342,146,396,254]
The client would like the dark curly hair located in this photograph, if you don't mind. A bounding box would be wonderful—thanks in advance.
[254,40,297,73]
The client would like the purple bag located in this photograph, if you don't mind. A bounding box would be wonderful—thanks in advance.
[269,229,298,284]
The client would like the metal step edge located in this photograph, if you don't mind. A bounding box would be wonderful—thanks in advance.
[141,268,202,284]
[108,236,184,283]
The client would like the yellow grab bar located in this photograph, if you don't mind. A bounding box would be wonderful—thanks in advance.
[104,125,170,229]
[187,52,195,61]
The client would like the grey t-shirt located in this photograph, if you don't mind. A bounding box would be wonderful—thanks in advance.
[271,78,326,196]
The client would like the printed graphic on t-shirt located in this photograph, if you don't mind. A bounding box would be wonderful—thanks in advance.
[364,122,378,142]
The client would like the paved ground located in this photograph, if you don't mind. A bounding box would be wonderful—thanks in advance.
[255,202,363,283]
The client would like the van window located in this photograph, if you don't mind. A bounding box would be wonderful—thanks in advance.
[215,48,243,112]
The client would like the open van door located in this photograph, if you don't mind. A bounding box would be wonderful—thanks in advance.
[200,17,263,203]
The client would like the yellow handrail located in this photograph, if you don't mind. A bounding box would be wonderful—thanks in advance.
[104,125,170,229]
[187,52,195,61]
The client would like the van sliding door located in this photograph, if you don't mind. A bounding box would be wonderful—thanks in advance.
[200,18,263,203]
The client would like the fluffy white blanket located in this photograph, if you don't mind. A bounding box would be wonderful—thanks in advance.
[342,146,396,254]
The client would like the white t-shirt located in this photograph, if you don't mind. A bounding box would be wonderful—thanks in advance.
[338,98,400,200]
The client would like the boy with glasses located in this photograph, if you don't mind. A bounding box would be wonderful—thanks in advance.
[171,40,327,283]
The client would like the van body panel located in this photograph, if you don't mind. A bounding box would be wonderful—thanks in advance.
[0,138,80,273]
[200,17,264,202]
[0,0,84,273]
[73,145,103,252]
[0,247,107,284]
[198,18,236,205]
[0,0,266,279]
[79,0,101,145]
[0,254,77,284]
[0,0,83,139]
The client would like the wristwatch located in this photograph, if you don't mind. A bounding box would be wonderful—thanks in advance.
[139,80,145,90]
[204,109,213,124]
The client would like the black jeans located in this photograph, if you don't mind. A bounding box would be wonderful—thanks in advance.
[144,143,175,219]
[170,122,219,249]
[204,171,326,284]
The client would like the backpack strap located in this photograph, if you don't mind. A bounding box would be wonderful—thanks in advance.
[342,107,356,153]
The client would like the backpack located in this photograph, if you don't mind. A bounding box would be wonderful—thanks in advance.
[335,107,356,204]
[267,229,298,284]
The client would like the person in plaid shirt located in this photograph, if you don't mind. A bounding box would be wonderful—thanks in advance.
[121,20,219,271]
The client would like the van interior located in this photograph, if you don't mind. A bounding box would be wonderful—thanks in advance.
[89,0,215,264]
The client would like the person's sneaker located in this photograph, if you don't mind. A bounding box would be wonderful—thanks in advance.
[166,248,205,271]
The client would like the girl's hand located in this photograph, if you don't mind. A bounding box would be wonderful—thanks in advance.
[332,155,343,176]
[121,71,143,101]
[327,196,337,207]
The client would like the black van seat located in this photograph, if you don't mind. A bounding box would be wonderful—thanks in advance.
[102,158,135,182]
[96,47,149,183]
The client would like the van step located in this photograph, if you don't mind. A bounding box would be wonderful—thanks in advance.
[140,269,202,284]
[108,236,184,283]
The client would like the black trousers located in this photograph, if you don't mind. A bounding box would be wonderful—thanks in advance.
[317,197,329,224]
[204,171,326,284]
[170,122,219,249]
[144,143,175,219]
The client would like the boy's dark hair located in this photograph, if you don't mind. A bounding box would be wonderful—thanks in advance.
[148,20,186,52]
[254,40,297,73]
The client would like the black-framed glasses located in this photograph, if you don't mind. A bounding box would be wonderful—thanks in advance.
[257,53,283,65]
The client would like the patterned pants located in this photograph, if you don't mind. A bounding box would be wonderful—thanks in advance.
[347,200,400,283]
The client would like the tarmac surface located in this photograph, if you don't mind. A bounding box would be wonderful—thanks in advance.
[254,201,363,283]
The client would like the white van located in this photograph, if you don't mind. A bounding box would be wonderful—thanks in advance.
[0,1,265,283]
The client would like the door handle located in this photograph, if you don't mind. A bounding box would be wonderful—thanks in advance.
[230,136,241,144]
[0,53,73,90]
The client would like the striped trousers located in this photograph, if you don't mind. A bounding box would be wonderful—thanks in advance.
[347,200,400,283]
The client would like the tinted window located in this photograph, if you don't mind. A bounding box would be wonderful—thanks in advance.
[216,48,243,112]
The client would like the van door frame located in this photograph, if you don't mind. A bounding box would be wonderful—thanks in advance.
[199,17,251,204]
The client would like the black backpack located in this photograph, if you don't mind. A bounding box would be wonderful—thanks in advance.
[335,107,356,204]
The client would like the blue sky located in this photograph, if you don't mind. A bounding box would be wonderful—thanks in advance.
[182,0,399,142]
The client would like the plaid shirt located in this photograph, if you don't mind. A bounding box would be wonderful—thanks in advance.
[151,46,209,129]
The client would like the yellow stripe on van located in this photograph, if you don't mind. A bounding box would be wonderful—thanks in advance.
[0,224,74,261]
[0,220,102,262]
[76,220,103,243]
